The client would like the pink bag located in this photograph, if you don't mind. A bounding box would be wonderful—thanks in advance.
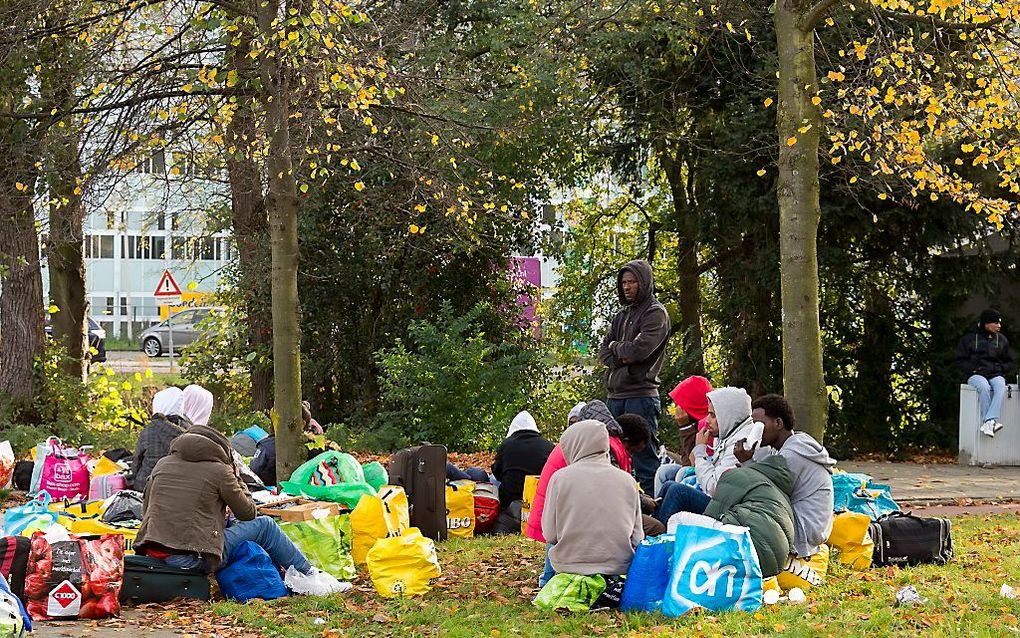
[89,474,127,500]
[38,438,90,501]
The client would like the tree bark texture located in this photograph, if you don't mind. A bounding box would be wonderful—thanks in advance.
[0,150,44,401]
[775,2,828,441]
[225,35,273,412]
[659,146,706,376]
[256,0,305,480]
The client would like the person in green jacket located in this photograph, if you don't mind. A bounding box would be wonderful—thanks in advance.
[702,455,796,578]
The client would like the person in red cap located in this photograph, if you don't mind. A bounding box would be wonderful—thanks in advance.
[654,376,713,496]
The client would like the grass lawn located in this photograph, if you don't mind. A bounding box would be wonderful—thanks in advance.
[206,514,1020,637]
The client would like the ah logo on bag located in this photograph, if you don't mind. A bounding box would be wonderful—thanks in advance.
[669,534,759,613]
[47,580,81,616]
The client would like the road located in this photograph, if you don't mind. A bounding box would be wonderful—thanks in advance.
[99,350,175,373]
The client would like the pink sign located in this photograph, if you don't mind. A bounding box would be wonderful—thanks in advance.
[511,256,541,337]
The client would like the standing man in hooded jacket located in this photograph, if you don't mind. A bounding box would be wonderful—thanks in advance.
[956,308,1013,437]
[598,259,672,495]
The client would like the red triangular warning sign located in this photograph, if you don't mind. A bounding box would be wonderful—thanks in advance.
[153,269,182,297]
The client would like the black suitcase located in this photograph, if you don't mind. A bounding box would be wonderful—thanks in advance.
[870,511,953,566]
[120,554,211,603]
[388,444,448,541]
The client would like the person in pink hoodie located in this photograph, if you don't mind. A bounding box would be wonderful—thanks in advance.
[528,400,647,586]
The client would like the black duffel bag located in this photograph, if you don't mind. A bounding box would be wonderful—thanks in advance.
[870,511,953,566]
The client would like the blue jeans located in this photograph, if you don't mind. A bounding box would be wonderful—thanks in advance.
[539,543,555,587]
[607,397,661,495]
[164,516,313,573]
[969,375,1007,423]
[655,463,683,498]
[654,481,711,525]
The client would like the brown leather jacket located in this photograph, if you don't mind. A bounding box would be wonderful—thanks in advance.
[136,425,256,569]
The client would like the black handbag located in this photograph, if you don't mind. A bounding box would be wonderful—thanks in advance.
[870,511,952,566]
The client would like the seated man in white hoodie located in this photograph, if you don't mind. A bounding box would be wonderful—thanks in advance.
[735,394,836,559]
[653,387,757,524]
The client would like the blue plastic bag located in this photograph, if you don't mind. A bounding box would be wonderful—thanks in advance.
[620,534,675,612]
[0,574,30,636]
[216,541,289,602]
[662,523,763,617]
[2,492,58,536]
[832,472,900,520]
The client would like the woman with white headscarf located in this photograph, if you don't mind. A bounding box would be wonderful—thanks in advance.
[181,385,215,427]
[131,387,190,491]
[492,410,555,509]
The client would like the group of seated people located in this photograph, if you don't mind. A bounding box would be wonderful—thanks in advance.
[489,377,836,587]
[129,386,327,583]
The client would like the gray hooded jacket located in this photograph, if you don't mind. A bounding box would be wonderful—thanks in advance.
[755,432,836,557]
[543,420,644,576]
[598,260,672,399]
[694,387,757,497]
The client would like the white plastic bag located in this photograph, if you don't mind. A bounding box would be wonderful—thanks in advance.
[284,566,352,596]
[0,441,14,489]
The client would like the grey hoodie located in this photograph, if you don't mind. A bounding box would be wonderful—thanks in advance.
[597,260,672,399]
[543,420,644,576]
[694,387,756,497]
[778,433,836,557]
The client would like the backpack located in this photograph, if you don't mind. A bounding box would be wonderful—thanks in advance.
[472,483,501,534]
[870,512,952,566]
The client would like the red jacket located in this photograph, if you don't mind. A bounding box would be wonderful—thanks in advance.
[525,437,632,543]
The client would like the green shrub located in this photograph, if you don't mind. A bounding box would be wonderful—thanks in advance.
[369,302,540,451]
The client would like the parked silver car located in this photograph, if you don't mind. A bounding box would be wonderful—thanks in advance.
[139,307,217,357]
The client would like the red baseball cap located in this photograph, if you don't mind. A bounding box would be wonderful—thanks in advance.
[668,376,713,420]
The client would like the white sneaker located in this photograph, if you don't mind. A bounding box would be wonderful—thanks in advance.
[981,420,996,437]
[993,421,1005,434]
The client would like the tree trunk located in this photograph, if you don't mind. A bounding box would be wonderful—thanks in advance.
[225,35,273,412]
[256,0,305,479]
[0,152,44,401]
[45,130,88,381]
[775,2,828,440]
[659,146,706,375]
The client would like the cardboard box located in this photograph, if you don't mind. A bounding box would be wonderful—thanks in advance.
[274,501,342,522]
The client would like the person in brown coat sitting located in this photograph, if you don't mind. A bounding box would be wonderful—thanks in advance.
[135,424,314,575]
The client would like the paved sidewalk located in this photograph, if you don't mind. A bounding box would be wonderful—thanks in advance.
[838,460,1020,504]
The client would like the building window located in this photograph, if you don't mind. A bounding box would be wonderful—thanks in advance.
[171,236,187,260]
[157,212,166,230]
[171,212,179,231]
[105,297,115,316]
[86,236,114,259]
[105,210,115,230]
[152,236,166,259]
[200,237,215,261]
[120,296,129,316]
[134,150,166,175]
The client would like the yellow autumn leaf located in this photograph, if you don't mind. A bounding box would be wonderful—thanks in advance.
[299,183,309,193]
[187,281,198,291]
[757,169,767,177]
[15,182,27,192]
[415,204,426,212]
[961,143,975,152]
[811,96,822,106]
[786,136,798,146]
[725,21,735,33]
[878,192,888,200]
[764,97,774,108]
[48,304,60,314]
[431,134,439,145]
[409,224,420,234]
[354,181,365,191]
[350,159,361,171]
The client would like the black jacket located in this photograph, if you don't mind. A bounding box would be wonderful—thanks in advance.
[249,436,324,487]
[956,326,1013,380]
[131,414,189,491]
[492,430,555,508]
[597,260,672,399]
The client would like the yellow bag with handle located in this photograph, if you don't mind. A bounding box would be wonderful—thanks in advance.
[827,511,874,570]
[445,480,475,539]
[91,456,122,478]
[351,485,409,565]
[55,502,139,554]
[777,544,830,590]
[366,528,442,598]
[521,475,540,535]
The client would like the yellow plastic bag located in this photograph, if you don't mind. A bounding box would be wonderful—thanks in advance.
[828,511,874,570]
[762,576,781,594]
[777,545,830,590]
[56,512,139,554]
[48,499,105,517]
[520,475,540,535]
[366,528,442,598]
[445,480,475,539]
[91,456,122,478]
[351,486,409,565]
